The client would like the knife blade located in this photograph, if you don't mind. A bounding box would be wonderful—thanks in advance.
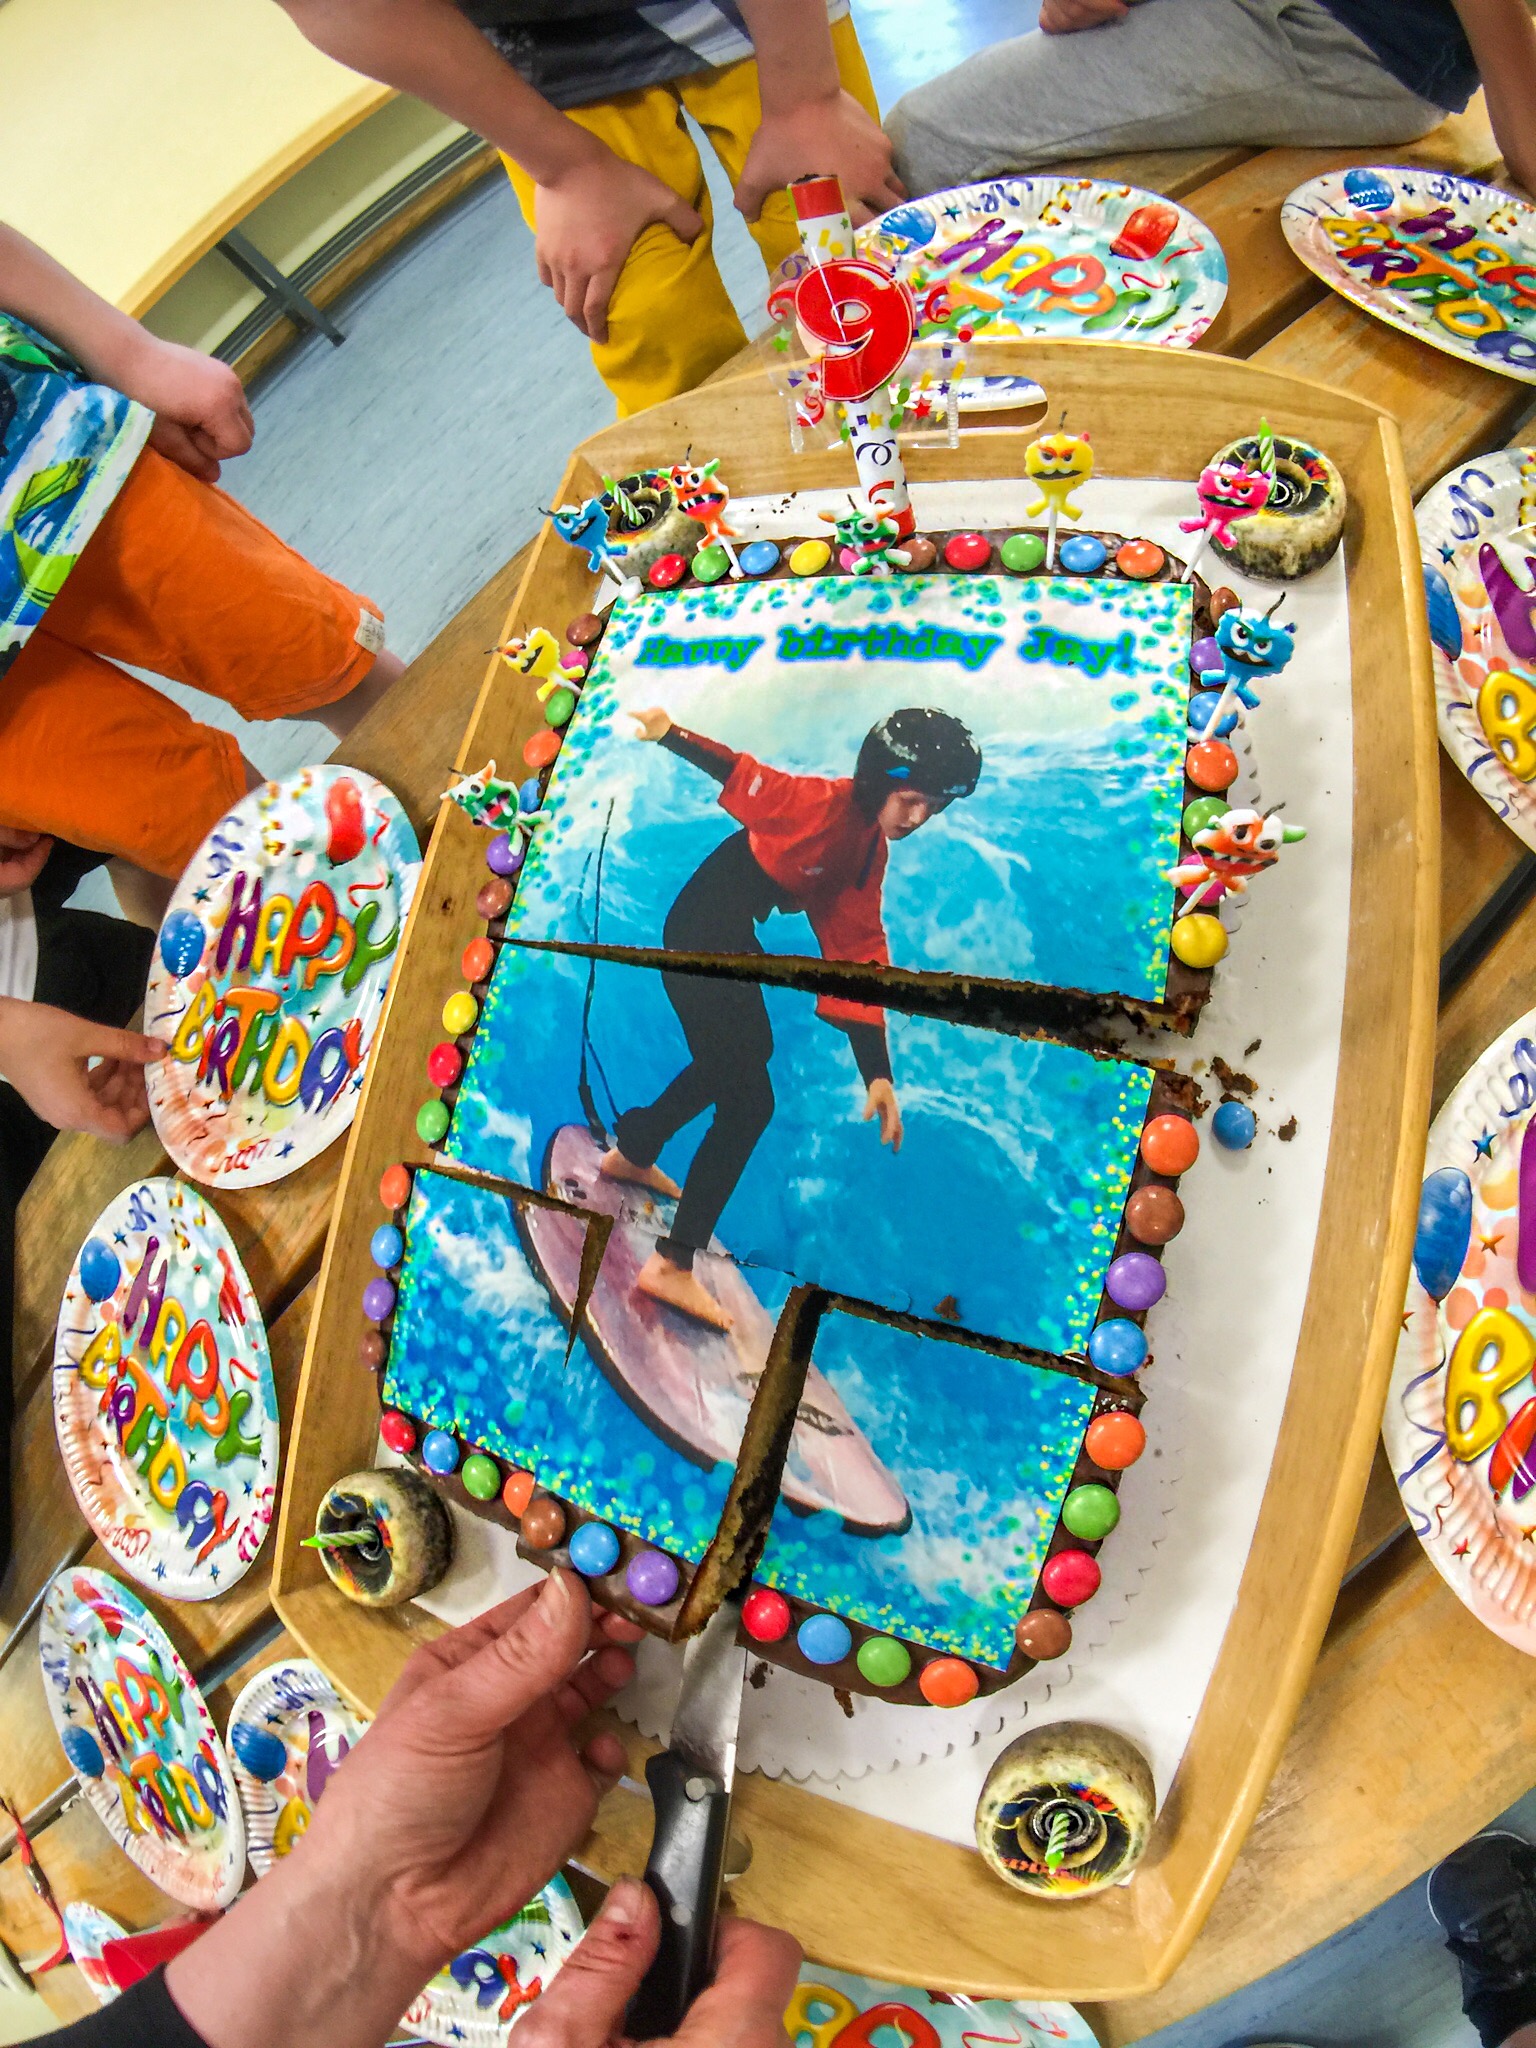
[623,1595,746,2041]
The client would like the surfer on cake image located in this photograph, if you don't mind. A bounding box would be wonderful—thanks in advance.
[598,706,983,1330]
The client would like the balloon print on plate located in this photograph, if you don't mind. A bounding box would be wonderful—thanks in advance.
[399,1876,586,2047]
[1282,168,1536,385]
[859,178,1227,354]
[1417,446,1536,849]
[145,765,420,1187]
[1385,1006,1536,1655]
[39,1568,245,1909]
[62,1903,129,2006]
[226,1658,369,1878]
[54,1178,278,1600]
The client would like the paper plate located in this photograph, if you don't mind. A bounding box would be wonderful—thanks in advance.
[53,1178,278,1601]
[39,1568,245,1908]
[859,178,1227,349]
[1416,447,1536,846]
[788,1964,1100,2048]
[1282,167,1536,385]
[1384,1006,1536,1656]
[399,1876,585,2047]
[226,1657,369,1878]
[145,765,420,1188]
[62,1903,128,2006]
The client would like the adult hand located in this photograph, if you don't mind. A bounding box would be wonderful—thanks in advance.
[517,1879,802,2047]
[0,825,52,895]
[120,333,254,482]
[1039,0,1129,31]
[535,148,703,345]
[0,999,164,1140]
[862,1078,903,1152]
[735,91,905,228]
[628,707,674,742]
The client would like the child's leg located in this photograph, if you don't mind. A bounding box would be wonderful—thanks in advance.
[502,87,751,415]
[681,14,882,280]
[886,0,1445,195]
[34,445,399,751]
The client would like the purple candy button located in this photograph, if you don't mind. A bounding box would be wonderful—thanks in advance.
[362,1277,397,1322]
[1105,1252,1166,1312]
[486,832,524,877]
[1190,636,1224,675]
[626,1549,680,1606]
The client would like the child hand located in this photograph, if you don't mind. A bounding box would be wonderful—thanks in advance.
[0,999,165,1141]
[862,1077,903,1152]
[534,150,703,345]
[122,335,254,483]
[628,707,674,742]
[735,91,906,227]
[0,826,52,895]
[1039,0,1129,31]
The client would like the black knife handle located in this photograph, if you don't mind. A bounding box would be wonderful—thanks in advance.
[624,1749,732,2040]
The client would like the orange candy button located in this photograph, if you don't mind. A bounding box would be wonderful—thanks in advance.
[502,1469,536,1517]
[1116,539,1165,580]
[1140,1113,1199,1176]
[1186,740,1238,792]
[523,728,562,771]
[919,1657,979,1708]
[461,937,495,984]
[379,1164,412,1211]
[1086,1411,1147,1471]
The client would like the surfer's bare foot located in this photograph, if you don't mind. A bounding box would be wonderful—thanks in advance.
[599,1148,681,1199]
[636,1252,733,1331]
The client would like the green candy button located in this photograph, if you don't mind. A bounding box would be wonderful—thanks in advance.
[1001,532,1046,574]
[1181,795,1227,838]
[416,1098,451,1144]
[1062,1483,1120,1541]
[692,544,730,584]
[544,686,577,728]
[856,1636,913,1688]
[461,1454,500,1501]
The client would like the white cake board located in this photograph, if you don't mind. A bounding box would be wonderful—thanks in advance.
[402,471,1351,1850]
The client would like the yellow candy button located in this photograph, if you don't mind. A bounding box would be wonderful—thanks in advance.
[788,539,832,577]
[1170,913,1228,969]
[442,990,479,1037]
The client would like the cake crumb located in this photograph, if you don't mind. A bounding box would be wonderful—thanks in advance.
[833,1687,855,1719]
[748,1660,770,1690]
[1212,1056,1257,1098]
[1277,1116,1298,1141]
[1189,1079,1210,1119]
[934,1295,961,1323]
[1244,1038,1262,1058]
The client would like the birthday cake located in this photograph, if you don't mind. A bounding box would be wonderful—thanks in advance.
[345,493,1308,1708]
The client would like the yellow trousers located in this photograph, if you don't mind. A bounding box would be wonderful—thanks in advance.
[503,15,878,417]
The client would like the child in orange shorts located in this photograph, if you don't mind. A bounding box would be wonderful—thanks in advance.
[0,219,404,895]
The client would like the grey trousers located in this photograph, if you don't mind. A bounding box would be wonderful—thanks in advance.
[886,0,1449,196]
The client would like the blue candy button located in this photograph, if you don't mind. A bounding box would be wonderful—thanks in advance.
[568,1520,621,1576]
[1058,534,1108,574]
[1188,690,1238,738]
[422,1428,460,1474]
[796,1613,853,1665]
[739,540,780,578]
[518,777,542,814]
[370,1224,404,1271]
[1087,1319,1149,1375]
[1213,1100,1258,1150]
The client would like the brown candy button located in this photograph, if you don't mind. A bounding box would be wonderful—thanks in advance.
[359,1329,387,1371]
[566,612,605,647]
[898,534,937,572]
[520,1495,567,1550]
[1015,1609,1072,1661]
[476,876,513,920]
[1125,1185,1185,1245]
[1208,586,1241,622]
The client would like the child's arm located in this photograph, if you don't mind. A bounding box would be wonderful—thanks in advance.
[0,998,163,1142]
[277,0,702,344]
[1039,0,1132,28]
[1450,0,1536,194]
[0,222,252,481]
[733,0,905,226]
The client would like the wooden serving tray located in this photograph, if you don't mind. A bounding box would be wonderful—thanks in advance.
[272,339,1437,2000]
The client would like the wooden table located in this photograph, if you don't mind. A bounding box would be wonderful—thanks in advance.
[3,104,1534,2032]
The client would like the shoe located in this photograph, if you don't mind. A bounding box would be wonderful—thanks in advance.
[1429,1832,1536,2048]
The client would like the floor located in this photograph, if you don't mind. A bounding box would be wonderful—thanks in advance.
[50,2,1536,2044]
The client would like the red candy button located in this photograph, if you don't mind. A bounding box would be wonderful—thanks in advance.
[461,937,495,984]
[1116,539,1165,580]
[1186,740,1239,792]
[742,1587,792,1642]
[919,1657,979,1707]
[379,1163,412,1211]
[502,1468,537,1517]
[1140,1113,1199,1175]
[1086,1411,1147,1471]
[944,531,991,571]
[649,553,688,589]
[426,1041,463,1089]
[1041,1548,1101,1607]
[379,1410,416,1454]
[523,728,562,771]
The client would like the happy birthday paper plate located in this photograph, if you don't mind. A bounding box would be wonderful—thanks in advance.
[62,1903,128,2006]
[227,1658,368,1878]
[788,1965,1100,2048]
[53,1179,278,1601]
[399,1877,585,2046]
[1282,168,1536,384]
[1385,1006,1536,1656]
[146,765,420,1188]
[860,177,1226,350]
[1417,447,1536,847]
[40,1568,245,1908]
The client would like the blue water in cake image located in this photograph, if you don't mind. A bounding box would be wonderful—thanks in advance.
[759,1312,1097,1668]
[446,943,1152,1359]
[505,573,1191,1003]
